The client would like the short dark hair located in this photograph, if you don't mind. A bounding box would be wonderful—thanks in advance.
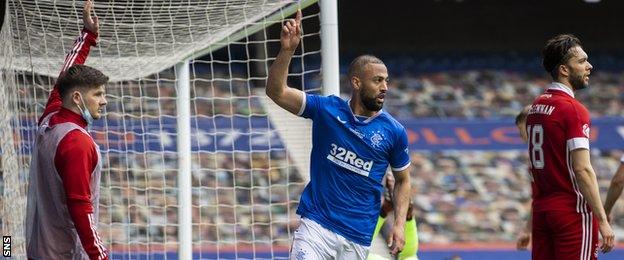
[515,105,531,126]
[347,55,385,79]
[57,64,109,98]
[542,34,582,79]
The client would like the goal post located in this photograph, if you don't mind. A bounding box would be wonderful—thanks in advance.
[176,59,192,260]
[1,0,337,259]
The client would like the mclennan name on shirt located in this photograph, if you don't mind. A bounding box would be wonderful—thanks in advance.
[529,104,555,116]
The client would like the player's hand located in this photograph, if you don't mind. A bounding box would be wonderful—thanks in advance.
[83,0,99,34]
[280,9,302,52]
[515,229,531,250]
[598,220,615,253]
[388,226,405,256]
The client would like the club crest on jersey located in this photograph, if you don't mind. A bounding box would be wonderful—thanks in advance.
[582,124,590,138]
[371,132,384,148]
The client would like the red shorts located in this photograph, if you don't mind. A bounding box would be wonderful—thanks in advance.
[532,210,599,260]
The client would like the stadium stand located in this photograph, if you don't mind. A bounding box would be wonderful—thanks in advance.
[3,59,624,247]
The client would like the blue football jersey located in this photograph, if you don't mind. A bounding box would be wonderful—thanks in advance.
[296,94,411,246]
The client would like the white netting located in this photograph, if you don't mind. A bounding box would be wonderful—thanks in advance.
[1,0,28,256]
[2,0,321,258]
[10,0,305,82]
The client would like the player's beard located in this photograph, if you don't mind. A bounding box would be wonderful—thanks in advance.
[570,72,589,91]
[360,90,383,111]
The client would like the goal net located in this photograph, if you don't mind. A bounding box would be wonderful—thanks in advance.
[1,0,322,259]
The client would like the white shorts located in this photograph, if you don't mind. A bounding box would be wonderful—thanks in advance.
[290,217,370,260]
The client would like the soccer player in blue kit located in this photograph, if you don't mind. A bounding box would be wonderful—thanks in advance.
[266,10,412,259]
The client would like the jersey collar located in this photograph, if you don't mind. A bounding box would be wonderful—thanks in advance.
[547,82,575,98]
[347,99,384,124]
[58,107,88,129]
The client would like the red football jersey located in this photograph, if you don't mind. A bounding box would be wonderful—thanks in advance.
[526,83,591,213]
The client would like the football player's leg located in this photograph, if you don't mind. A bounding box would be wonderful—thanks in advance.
[290,218,335,260]
[531,211,555,260]
[552,211,598,260]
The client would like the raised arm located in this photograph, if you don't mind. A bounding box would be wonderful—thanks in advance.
[571,149,615,253]
[39,0,99,124]
[265,9,304,115]
[604,160,624,220]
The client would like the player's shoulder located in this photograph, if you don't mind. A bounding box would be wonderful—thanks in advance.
[58,129,96,152]
[571,98,589,111]
[307,93,346,107]
[55,129,98,165]
[556,96,589,115]
[326,94,347,105]
[535,92,581,111]
[378,110,406,133]
[544,98,590,125]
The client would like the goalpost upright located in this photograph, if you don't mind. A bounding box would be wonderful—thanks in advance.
[320,0,340,96]
[175,59,193,259]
